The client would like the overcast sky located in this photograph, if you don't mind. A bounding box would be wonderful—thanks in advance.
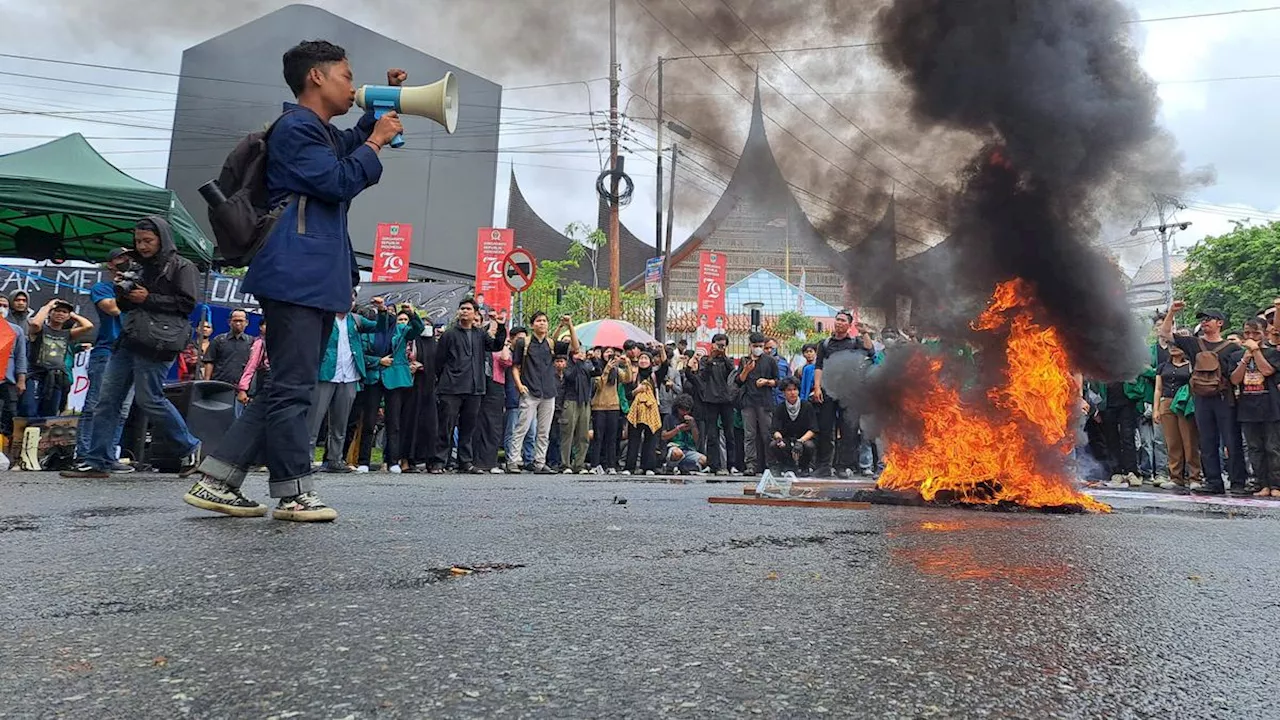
[1,0,1277,278]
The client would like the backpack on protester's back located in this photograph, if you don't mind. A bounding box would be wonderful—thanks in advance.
[1190,339,1233,398]
[201,114,293,267]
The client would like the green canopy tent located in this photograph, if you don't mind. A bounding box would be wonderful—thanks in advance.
[0,133,214,266]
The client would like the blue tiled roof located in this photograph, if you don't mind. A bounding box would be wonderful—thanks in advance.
[726,269,840,317]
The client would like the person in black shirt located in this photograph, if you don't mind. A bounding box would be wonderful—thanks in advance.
[736,332,779,475]
[770,377,817,475]
[558,328,597,474]
[1159,302,1246,493]
[1100,380,1140,487]
[203,309,253,389]
[1231,319,1280,496]
[1152,342,1200,489]
[507,311,565,473]
[433,297,507,472]
[696,333,737,476]
[811,310,874,478]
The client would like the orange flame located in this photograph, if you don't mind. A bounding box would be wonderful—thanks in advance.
[877,279,1110,513]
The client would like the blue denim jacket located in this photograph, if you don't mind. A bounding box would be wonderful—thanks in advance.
[243,103,382,313]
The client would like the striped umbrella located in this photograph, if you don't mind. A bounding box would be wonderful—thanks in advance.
[571,319,657,349]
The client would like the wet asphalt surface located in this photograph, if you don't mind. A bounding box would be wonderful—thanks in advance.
[2,470,1278,720]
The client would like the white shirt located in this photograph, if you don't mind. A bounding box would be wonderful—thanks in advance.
[332,315,359,384]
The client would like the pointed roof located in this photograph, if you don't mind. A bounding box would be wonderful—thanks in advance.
[504,170,652,287]
[657,79,828,277]
[843,196,900,307]
[0,133,213,263]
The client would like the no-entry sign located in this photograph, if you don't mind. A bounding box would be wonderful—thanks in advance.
[503,247,537,292]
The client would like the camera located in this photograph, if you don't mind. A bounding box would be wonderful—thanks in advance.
[114,260,144,294]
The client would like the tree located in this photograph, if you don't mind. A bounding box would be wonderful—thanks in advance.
[1173,220,1280,329]
[564,221,607,288]
[773,310,814,337]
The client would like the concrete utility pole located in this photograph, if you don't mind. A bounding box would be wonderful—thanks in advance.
[662,142,678,310]
[653,57,664,338]
[608,0,621,318]
[1131,194,1190,306]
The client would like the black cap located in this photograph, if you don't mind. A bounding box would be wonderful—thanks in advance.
[1195,308,1227,323]
[107,247,131,262]
[52,299,74,311]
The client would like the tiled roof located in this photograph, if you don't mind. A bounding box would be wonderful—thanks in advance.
[1129,256,1188,287]
[726,269,841,317]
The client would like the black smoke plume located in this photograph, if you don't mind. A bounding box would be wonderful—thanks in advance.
[872,0,1186,380]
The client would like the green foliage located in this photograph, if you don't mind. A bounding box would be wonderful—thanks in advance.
[1173,221,1280,330]
[564,221,607,288]
[219,267,247,278]
[784,331,828,357]
[773,311,814,337]
[518,256,651,330]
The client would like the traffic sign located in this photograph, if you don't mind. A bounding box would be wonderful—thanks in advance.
[502,247,537,292]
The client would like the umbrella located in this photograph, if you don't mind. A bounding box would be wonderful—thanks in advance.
[571,319,657,349]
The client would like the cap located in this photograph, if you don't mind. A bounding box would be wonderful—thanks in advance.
[1195,308,1227,323]
[107,247,131,262]
[52,299,74,311]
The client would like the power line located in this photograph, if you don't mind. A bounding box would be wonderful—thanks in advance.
[706,0,944,193]
[1124,5,1280,23]
[667,41,883,60]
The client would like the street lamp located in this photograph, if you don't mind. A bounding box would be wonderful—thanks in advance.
[744,301,765,333]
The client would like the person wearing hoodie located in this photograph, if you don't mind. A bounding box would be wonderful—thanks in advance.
[62,216,202,479]
[182,41,405,522]
[697,333,738,476]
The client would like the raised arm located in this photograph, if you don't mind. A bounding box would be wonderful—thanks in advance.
[67,312,94,340]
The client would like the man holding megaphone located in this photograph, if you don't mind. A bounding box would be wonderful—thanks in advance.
[184,41,410,524]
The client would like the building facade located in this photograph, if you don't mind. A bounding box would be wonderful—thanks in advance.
[166,4,502,281]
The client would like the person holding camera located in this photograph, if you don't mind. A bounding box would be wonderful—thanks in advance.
[74,248,137,464]
[63,217,201,480]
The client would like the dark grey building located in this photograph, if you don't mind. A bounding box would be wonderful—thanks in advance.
[166,4,501,281]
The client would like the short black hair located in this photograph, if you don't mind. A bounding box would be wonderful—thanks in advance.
[677,338,688,346]
[1244,318,1265,331]
[554,340,570,355]
[674,393,695,413]
[530,310,548,324]
[835,309,854,323]
[282,40,347,97]
[749,332,766,345]
[623,340,639,351]
[802,343,818,353]
[510,326,528,337]
[779,377,800,392]
[711,333,728,345]
[458,297,477,311]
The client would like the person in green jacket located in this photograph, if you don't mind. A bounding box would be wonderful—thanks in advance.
[305,294,383,474]
[353,301,423,472]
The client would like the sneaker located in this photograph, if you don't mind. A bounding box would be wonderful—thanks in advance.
[730,467,743,476]
[1155,479,1180,490]
[178,442,202,477]
[389,465,402,474]
[1125,473,1142,488]
[621,470,631,476]
[355,465,370,474]
[272,492,337,523]
[1102,479,1129,489]
[606,468,618,475]
[645,470,656,476]
[182,476,268,518]
[321,462,354,474]
[505,462,523,474]
[563,468,574,474]
[534,464,554,475]
[714,469,729,477]
[60,464,109,479]
[579,469,592,475]
[490,467,505,474]
[107,461,135,474]
[592,465,605,475]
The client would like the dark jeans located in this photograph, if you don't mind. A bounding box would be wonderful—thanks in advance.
[435,393,480,468]
[83,346,199,471]
[76,347,131,459]
[381,387,411,466]
[198,300,333,498]
[355,383,391,467]
[589,409,620,469]
[0,382,17,436]
[1195,393,1247,488]
[472,379,506,469]
[1101,403,1139,476]
[702,402,736,471]
[1241,422,1280,489]
[816,399,859,473]
[29,372,65,418]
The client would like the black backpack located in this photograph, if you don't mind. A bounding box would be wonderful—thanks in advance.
[206,113,295,267]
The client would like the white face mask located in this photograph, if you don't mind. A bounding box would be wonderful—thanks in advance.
[751,347,764,357]
[0,307,7,318]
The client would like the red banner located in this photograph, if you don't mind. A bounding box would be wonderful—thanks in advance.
[372,223,412,282]
[475,228,514,314]
[695,250,727,350]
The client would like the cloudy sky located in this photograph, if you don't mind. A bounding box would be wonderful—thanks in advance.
[1,0,1277,278]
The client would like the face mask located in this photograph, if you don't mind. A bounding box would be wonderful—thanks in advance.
[0,307,7,318]
[751,347,764,357]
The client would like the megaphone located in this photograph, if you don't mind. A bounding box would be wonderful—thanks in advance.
[356,72,459,148]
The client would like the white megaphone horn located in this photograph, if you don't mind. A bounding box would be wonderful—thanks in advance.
[355,72,459,148]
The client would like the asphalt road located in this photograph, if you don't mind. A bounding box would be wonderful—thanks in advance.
[2,470,1278,719]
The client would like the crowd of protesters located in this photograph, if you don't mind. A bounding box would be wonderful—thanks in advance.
[1078,298,1280,499]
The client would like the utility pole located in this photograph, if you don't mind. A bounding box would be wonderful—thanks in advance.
[1130,194,1190,307]
[653,57,664,339]
[661,142,678,325]
[608,0,621,318]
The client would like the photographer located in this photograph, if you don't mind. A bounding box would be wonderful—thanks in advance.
[63,217,201,479]
[75,248,136,464]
